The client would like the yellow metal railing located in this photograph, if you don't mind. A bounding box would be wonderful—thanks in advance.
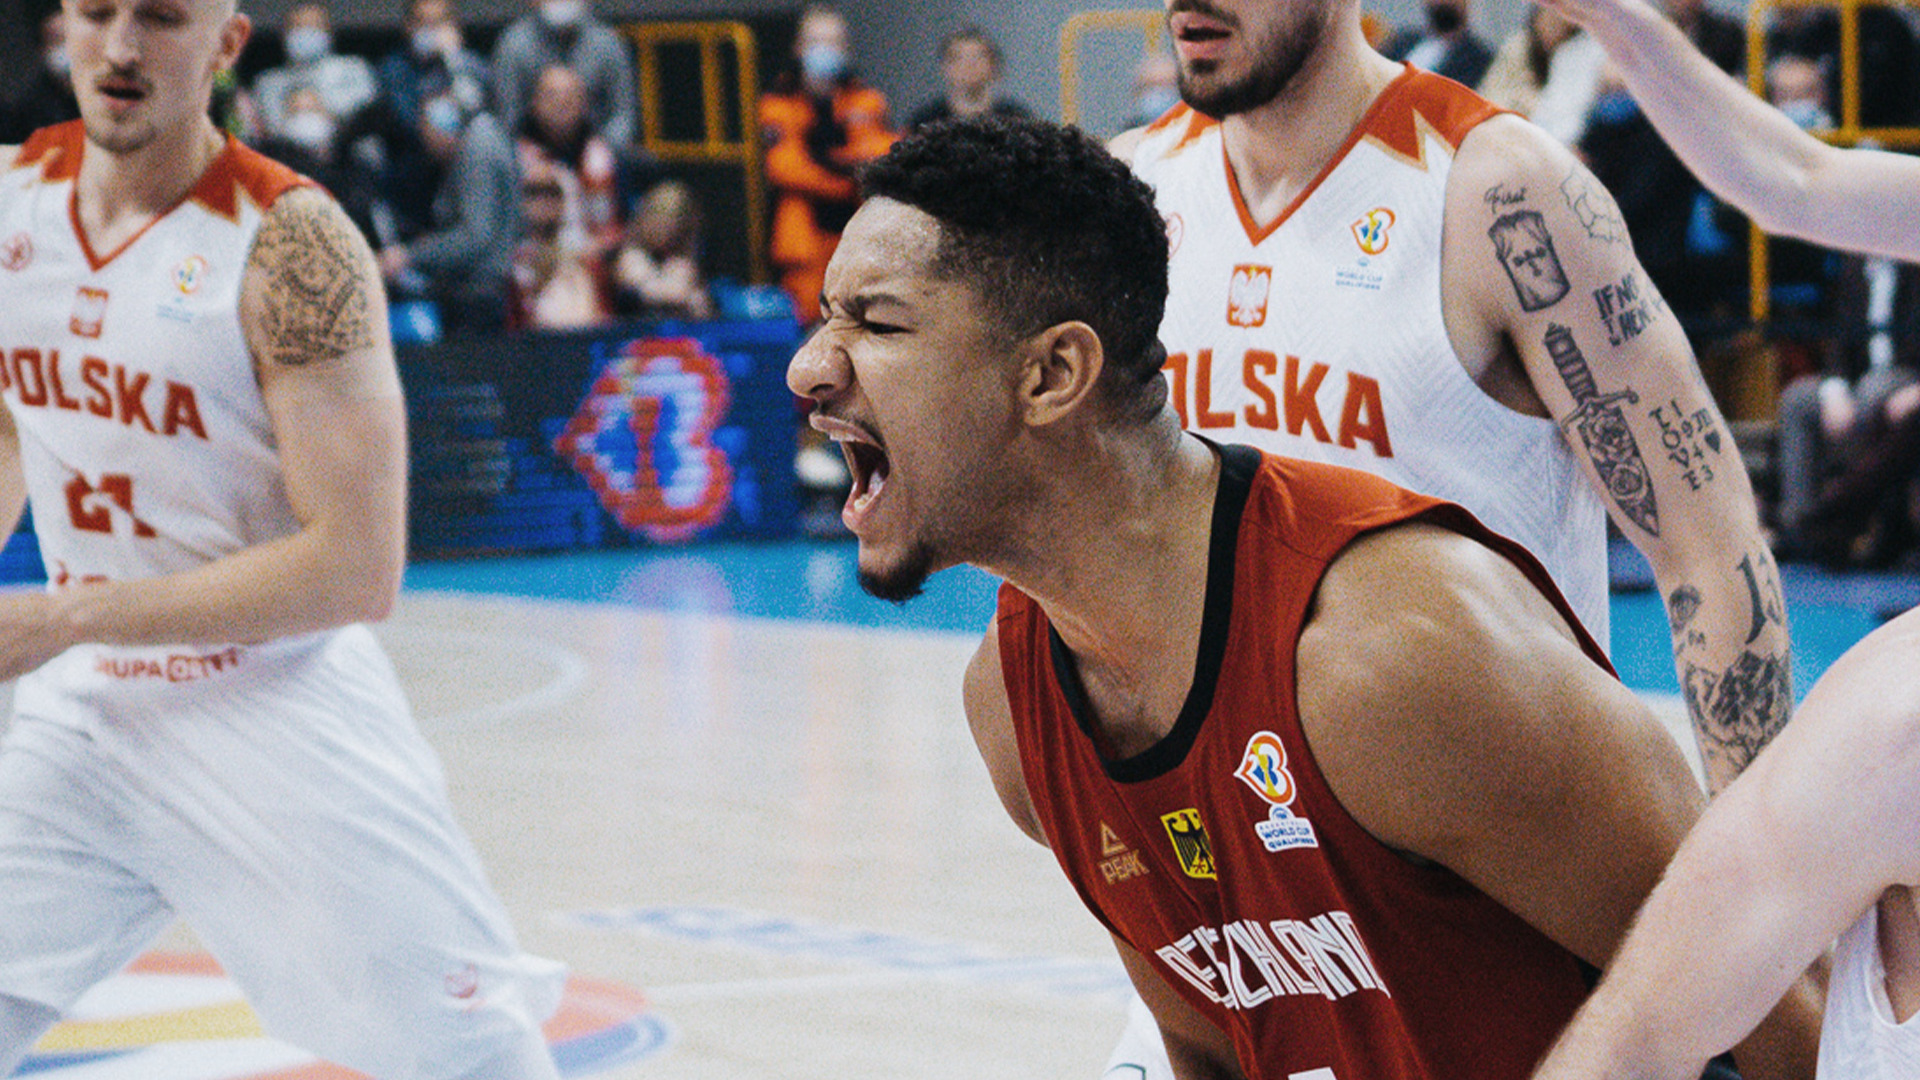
[1745,0,1920,320]
[1059,9,1166,127]
[625,20,768,283]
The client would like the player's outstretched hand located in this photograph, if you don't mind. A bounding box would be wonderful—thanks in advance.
[0,590,73,681]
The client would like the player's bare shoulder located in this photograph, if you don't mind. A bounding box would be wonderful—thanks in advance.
[240,185,387,370]
[964,620,1046,845]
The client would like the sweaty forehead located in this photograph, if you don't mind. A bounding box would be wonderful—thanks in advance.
[828,199,952,298]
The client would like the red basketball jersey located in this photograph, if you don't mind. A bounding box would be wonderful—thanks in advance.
[997,443,1601,1080]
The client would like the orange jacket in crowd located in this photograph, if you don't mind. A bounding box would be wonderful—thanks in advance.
[759,80,897,315]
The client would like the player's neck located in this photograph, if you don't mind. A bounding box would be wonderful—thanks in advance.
[76,117,226,231]
[1219,39,1400,226]
[1001,427,1220,751]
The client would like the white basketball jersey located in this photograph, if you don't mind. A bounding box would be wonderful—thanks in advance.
[0,122,336,718]
[1820,906,1920,1080]
[1131,68,1612,644]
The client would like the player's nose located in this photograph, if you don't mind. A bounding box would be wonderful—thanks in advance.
[786,323,851,403]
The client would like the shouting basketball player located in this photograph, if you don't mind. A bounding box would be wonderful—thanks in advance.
[785,115,1819,1080]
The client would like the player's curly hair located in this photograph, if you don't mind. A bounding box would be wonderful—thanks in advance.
[859,115,1171,422]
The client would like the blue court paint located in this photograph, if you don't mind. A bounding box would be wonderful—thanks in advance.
[409,539,1913,695]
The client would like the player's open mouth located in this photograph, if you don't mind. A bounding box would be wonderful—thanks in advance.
[812,414,890,528]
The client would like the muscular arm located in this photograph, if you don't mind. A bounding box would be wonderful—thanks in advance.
[1534,608,1920,1080]
[1539,0,1920,263]
[1447,116,1791,793]
[1300,524,1820,1077]
[0,186,404,674]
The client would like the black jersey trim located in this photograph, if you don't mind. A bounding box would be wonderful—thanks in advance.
[1047,440,1259,782]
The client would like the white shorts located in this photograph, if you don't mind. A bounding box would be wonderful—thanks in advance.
[0,626,565,1080]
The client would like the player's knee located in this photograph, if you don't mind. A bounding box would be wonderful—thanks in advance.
[0,992,62,1075]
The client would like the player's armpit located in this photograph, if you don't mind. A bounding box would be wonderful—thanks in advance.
[240,185,397,398]
[1297,522,1704,969]
[963,623,1046,846]
[1112,935,1244,1080]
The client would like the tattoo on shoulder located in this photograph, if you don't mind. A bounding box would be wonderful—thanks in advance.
[1544,324,1660,535]
[1490,210,1570,312]
[250,189,377,367]
[1559,169,1628,245]
[1483,183,1527,213]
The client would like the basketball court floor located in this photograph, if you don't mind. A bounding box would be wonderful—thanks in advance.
[9,538,1919,1079]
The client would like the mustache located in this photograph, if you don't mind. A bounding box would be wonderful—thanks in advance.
[1167,0,1239,27]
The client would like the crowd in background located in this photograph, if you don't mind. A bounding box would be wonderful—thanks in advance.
[3,0,1916,567]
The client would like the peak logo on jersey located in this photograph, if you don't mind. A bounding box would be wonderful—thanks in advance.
[70,287,109,339]
[554,337,735,542]
[1097,822,1149,884]
[1351,207,1396,256]
[174,255,210,295]
[2,232,32,272]
[17,951,671,1078]
[1165,212,1185,257]
[1160,808,1216,880]
[1227,265,1271,328]
[1234,732,1319,853]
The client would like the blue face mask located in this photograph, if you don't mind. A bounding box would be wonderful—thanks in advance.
[424,95,465,135]
[1779,99,1832,131]
[284,26,332,64]
[801,43,848,83]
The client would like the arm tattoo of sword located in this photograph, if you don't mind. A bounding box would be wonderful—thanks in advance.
[1546,323,1661,536]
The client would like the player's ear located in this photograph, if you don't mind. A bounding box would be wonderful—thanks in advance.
[216,11,252,74]
[1019,321,1104,428]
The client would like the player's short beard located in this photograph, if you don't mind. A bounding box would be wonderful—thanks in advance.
[1176,3,1324,119]
[84,118,157,155]
[858,540,938,604]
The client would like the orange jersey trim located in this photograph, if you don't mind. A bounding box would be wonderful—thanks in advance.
[28,121,311,272]
[1226,64,1502,247]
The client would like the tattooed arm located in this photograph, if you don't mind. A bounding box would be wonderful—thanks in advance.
[1444,122,1820,1080]
[1535,609,1920,1080]
[0,186,404,676]
[1446,115,1794,796]
[1538,0,1920,264]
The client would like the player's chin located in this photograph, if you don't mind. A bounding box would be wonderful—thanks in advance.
[855,540,938,605]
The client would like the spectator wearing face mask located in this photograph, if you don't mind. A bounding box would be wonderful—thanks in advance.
[758,3,897,316]
[1380,1,1494,88]
[378,93,521,336]
[1,9,80,144]
[492,0,639,151]
[378,0,489,131]
[252,2,378,140]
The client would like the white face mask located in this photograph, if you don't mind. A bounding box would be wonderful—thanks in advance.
[800,43,848,83]
[283,110,336,153]
[44,46,69,77]
[284,26,332,64]
[540,0,586,28]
